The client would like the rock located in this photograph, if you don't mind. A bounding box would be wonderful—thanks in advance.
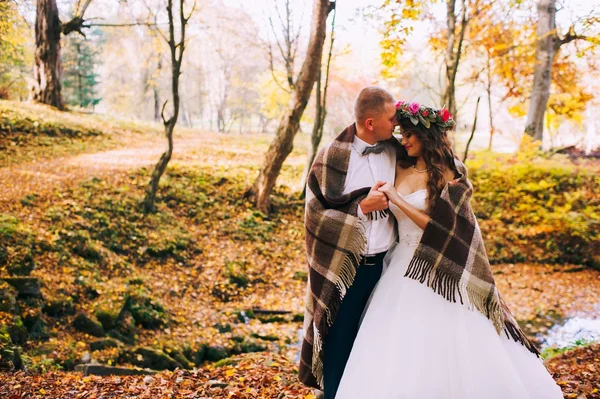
[168,350,194,370]
[213,323,232,333]
[73,313,105,337]
[6,251,35,276]
[21,306,46,340]
[0,281,17,313]
[90,338,121,352]
[75,364,158,376]
[1,277,41,297]
[208,380,228,388]
[125,292,168,329]
[231,340,267,355]
[204,346,230,362]
[81,351,92,364]
[124,347,182,371]
[250,333,279,341]
[192,344,207,366]
[7,316,28,345]
[43,295,76,317]
[108,310,136,345]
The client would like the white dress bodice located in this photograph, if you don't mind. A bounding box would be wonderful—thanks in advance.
[389,188,428,246]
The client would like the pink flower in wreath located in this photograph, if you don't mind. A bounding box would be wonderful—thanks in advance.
[408,102,420,115]
[440,108,451,122]
[395,100,405,109]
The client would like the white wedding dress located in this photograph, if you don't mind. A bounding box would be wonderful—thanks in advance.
[335,189,563,399]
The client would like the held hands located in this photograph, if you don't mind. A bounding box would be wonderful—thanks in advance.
[377,182,401,205]
[359,181,389,214]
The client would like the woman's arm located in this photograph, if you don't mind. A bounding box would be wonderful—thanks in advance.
[378,183,431,230]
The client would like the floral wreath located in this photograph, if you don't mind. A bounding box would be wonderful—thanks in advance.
[395,100,455,131]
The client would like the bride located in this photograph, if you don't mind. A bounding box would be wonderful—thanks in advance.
[334,102,563,399]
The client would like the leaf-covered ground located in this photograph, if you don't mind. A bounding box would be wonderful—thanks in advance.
[1,103,599,398]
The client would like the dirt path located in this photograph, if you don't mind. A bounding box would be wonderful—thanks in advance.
[0,135,206,205]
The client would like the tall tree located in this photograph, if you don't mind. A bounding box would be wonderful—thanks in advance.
[524,0,597,143]
[380,0,472,121]
[143,0,196,213]
[247,0,335,214]
[300,5,336,197]
[33,0,64,108]
[61,31,102,110]
[33,0,95,109]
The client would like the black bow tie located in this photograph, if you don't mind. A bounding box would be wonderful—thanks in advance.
[361,142,386,156]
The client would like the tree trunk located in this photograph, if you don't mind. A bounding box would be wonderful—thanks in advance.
[248,0,334,214]
[300,5,336,198]
[143,0,191,213]
[463,96,480,161]
[486,54,495,151]
[33,0,64,109]
[300,69,324,197]
[154,58,162,122]
[442,0,467,122]
[524,0,557,143]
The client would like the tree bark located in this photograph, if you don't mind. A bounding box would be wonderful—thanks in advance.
[442,0,467,121]
[248,0,334,214]
[300,5,336,198]
[486,53,495,151]
[143,0,193,213]
[463,96,480,161]
[33,0,64,109]
[524,0,557,143]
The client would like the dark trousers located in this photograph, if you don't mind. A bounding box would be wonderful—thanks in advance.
[323,251,385,399]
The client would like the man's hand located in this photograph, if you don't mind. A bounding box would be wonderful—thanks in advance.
[377,182,401,205]
[359,181,389,214]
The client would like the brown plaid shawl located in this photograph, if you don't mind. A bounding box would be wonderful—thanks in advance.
[405,157,540,356]
[299,124,374,389]
[299,125,539,389]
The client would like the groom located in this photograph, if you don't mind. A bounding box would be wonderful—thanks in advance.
[300,87,399,399]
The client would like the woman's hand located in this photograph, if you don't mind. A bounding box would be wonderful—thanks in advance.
[377,182,401,206]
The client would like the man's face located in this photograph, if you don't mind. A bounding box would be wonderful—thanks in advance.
[369,102,398,141]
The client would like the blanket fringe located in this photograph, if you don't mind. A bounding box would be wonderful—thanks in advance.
[404,255,539,357]
[311,218,366,389]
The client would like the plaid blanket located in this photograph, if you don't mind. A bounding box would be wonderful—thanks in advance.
[405,158,540,356]
[299,125,538,389]
[299,124,373,388]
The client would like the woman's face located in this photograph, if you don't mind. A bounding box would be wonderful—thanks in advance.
[400,129,423,158]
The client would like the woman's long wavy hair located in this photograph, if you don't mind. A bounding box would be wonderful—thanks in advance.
[396,120,460,214]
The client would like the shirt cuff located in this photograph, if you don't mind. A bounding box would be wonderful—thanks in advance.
[357,203,369,221]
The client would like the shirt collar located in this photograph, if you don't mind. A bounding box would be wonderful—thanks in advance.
[353,135,377,155]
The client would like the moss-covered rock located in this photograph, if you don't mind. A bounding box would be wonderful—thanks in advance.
[90,337,121,352]
[231,340,267,355]
[123,347,182,371]
[108,310,136,345]
[204,346,231,362]
[1,277,41,297]
[93,296,126,331]
[20,304,47,340]
[7,316,28,345]
[125,290,168,329]
[0,325,21,370]
[192,344,207,366]
[43,294,76,317]
[0,281,17,313]
[72,312,105,337]
[162,346,194,370]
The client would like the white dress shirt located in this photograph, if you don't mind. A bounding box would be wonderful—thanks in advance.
[343,135,397,255]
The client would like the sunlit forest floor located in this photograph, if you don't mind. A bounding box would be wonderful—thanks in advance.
[1,100,599,398]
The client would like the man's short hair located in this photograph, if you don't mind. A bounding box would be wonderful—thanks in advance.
[354,86,395,122]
